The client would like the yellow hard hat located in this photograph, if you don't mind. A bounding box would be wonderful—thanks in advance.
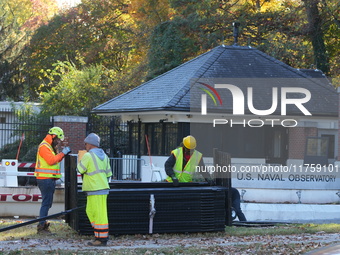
[183,135,196,150]
[48,126,64,141]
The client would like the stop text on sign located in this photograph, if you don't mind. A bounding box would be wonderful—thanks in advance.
[0,193,42,202]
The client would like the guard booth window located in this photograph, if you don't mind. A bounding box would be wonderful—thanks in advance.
[143,123,187,156]
[264,126,288,165]
[304,137,329,166]
[144,123,163,155]
[128,122,189,156]
[321,134,335,159]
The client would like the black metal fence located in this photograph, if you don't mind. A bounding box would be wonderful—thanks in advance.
[0,110,187,180]
[87,115,129,157]
[0,107,52,161]
[86,114,191,157]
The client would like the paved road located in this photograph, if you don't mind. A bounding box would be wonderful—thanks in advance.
[305,244,340,255]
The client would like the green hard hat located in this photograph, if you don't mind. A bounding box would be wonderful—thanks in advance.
[48,127,64,141]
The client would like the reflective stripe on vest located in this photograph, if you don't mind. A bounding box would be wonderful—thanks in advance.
[79,151,111,191]
[166,147,202,182]
[34,142,61,178]
[83,152,112,176]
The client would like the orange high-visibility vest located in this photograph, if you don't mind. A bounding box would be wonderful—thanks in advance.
[34,142,61,179]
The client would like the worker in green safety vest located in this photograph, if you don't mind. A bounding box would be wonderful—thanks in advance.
[77,133,112,246]
[165,135,214,186]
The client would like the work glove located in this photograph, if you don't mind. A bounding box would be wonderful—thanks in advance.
[62,146,72,155]
[171,175,179,187]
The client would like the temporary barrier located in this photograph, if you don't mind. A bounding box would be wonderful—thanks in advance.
[0,159,19,187]
[0,159,37,187]
[0,154,144,188]
[18,162,36,168]
[18,163,36,186]
[68,182,228,235]
[64,155,231,235]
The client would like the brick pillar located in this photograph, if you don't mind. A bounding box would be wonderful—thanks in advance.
[53,116,88,153]
[288,126,317,159]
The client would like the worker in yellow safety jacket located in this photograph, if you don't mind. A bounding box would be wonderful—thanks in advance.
[77,133,112,247]
[35,126,71,234]
[165,135,214,186]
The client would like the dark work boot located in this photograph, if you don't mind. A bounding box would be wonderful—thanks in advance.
[87,239,107,246]
[37,222,54,235]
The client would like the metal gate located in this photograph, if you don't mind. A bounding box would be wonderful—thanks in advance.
[0,107,52,161]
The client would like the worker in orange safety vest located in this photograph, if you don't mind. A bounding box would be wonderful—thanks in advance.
[34,126,71,234]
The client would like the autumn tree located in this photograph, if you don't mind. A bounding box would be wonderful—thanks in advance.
[3,0,339,105]
[25,0,147,102]
[0,0,58,101]
[147,0,227,79]
[28,0,151,116]
[319,0,340,79]
[146,0,338,78]
[302,0,328,73]
[40,60,113,116]
[39,55,144,117]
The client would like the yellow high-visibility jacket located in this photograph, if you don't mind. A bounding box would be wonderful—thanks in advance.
[166,147,202,182]
[77,151,112,191]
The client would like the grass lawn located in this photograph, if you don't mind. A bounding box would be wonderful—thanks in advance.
[1,218,340,254]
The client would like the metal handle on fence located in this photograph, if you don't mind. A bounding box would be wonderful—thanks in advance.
[149,194,156,234]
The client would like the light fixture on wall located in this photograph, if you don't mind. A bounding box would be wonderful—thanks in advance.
[159,118,168,123]
[296,190,302,204]
[336,191,340,203]
[240,189,246,203]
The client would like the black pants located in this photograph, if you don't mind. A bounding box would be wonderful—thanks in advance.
[232,188,247,221]
[232,197,247,221]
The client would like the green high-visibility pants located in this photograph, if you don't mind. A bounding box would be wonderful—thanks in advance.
[86,194,109,240]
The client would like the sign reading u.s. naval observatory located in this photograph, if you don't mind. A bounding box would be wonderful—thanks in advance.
[197,162,340,189]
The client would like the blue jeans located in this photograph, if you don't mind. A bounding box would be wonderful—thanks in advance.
[37,179,56,226]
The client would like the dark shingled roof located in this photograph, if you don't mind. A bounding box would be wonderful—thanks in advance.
[93,45,338,117]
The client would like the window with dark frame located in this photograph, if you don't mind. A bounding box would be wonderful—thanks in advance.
[321,134,335,159]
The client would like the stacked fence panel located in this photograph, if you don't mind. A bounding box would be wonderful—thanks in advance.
[74,184,227,235]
